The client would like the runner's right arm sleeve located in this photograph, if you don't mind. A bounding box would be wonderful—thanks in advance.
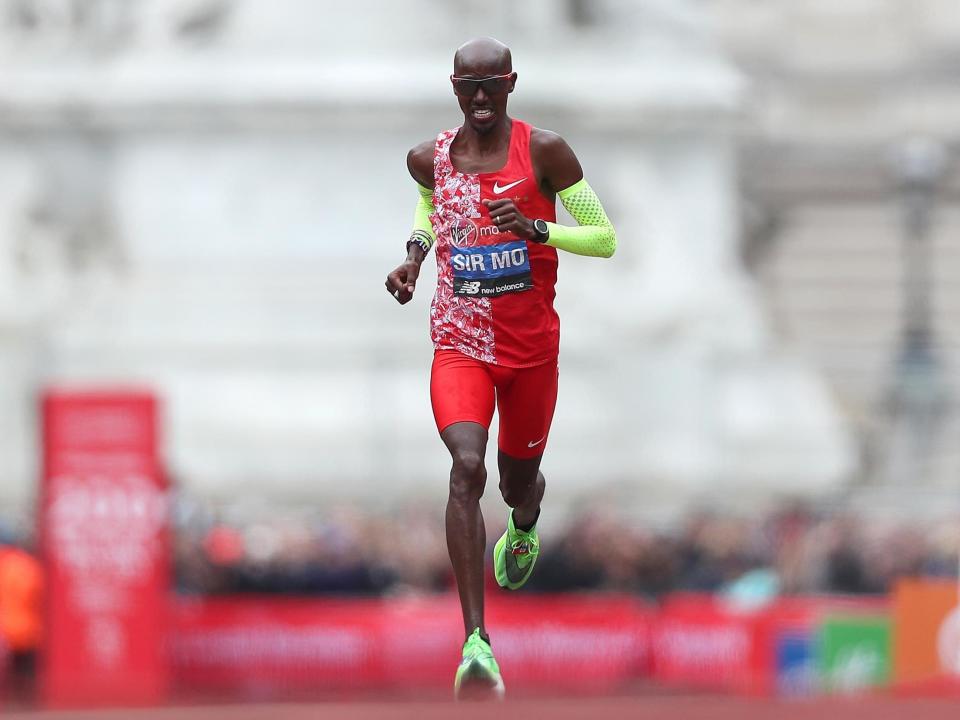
[544,179,617,258]
[409,182,437,253]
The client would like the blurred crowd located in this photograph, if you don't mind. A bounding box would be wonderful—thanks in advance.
[175,499,449,596]
[173,497,960,599]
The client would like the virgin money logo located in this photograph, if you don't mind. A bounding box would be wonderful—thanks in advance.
[450,218,479,248]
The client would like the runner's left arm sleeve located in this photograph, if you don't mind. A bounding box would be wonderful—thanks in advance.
[544,179,617,258]
[408,182,437,253]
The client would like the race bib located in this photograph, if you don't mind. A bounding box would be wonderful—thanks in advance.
[451,240,533,297]
[446,217,534,298]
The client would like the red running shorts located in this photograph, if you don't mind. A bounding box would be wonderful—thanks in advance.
[430,349,559,459]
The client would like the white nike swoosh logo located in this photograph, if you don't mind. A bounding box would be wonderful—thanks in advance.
[493,178,526,194]
[527,436,546,448]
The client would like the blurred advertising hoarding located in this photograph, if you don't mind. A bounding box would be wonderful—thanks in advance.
[650,594,890,697]
[651,594,815,696]
[39,391,169,707]
[170,594,651,696]
[168,592,898,699]
[893,578,960,694]
[817,615,891,693]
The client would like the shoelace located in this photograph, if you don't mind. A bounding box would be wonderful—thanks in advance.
[510,530,540,559]
[464,629,494,659]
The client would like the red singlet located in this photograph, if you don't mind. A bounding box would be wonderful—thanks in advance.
[429,119,559,368]
[427,120,561,457]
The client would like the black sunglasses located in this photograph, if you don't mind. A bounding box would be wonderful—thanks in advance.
[450,73,513,97]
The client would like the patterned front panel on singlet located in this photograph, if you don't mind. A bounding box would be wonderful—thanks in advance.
[430,120,559,368]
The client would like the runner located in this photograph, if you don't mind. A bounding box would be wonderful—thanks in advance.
[384,37,616,699]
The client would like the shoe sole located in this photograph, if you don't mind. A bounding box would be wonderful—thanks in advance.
[455,661,505,701]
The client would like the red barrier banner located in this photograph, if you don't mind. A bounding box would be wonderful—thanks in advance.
[652,594,768,695]
[650,594,885,696]
[488,594,651,689]
[169,592,903,699]
[40,391,169,707]
[170,594,651,695]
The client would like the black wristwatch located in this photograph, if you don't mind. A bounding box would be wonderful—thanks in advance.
[531,219,550,244]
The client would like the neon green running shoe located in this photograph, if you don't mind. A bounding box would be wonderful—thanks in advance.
[454,628,504,700]
[493,510,540,590]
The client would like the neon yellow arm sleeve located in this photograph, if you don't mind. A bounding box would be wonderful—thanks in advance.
[545,179,617,258]
[410,182,437,252]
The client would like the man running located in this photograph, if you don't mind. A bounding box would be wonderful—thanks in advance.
[385,37,616,699]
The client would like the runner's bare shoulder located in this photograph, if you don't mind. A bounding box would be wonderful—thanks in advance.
[529,128,582,195]
[407,140,435,188]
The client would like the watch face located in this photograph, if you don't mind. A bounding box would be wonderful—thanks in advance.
[534,219,548,235]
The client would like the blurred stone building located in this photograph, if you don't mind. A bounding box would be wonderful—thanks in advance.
[13,0,957,517]
[711,0,960,493]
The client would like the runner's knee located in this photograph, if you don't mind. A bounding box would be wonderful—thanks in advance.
[499,479,528,508]
[499,470,543,508]
[449,450,486,501]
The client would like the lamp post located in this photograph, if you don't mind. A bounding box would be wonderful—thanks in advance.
[881,138,949,485]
